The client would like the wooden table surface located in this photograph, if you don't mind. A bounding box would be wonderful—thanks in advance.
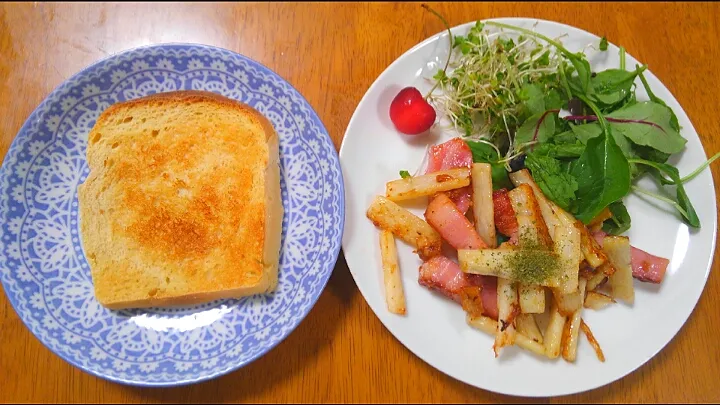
[1,2,719,403]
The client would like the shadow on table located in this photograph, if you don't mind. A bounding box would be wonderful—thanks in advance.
[123,250,358,403]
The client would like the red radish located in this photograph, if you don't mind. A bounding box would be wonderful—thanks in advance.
[389,88,437,135]
[388,4,453,136]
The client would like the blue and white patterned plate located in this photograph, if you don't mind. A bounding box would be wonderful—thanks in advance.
[0,43,345,386]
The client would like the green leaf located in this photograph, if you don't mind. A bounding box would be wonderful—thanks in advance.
[590,68,642,108]
[515,110,557,145]
[525,152,578,211]
[399,170,411,179]
[518,83,546,116]
[628,158,700,227]
[532,142,585,159]
[569,126,631,223]
[570,123,603,144]
[602,201,631,235]
[607,101,687,154]
[637,69,680,132]
[465,140,513,189]
[570,57,592,94]
[433,69,448,83]
[544,88,564,111]
[453,36,473,55]
[553,130,578,145]
[599,36,609,51]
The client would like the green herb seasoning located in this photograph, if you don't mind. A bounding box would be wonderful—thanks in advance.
[506,248,560,284]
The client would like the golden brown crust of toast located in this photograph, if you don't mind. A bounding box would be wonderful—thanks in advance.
[78,90,282,309]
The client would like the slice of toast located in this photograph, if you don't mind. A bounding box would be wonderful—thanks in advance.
[78,91,283,309]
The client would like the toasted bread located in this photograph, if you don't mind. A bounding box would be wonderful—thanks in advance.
[78,91,283,309]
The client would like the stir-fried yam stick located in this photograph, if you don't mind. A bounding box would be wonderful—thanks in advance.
[379,230,406,315]
[544,301,567,359]
[587,267,609,291]
[509,169,562,239]
[580,319,605,362]
[508,184,550,313]
[516,313,544,344]
[518,284,546,314]
[553,285,584,316]
[561,279,587,362]
[386,167,470,202]
[467,315,546,357]
[459,248,563,288]
[510,169,607,270]
[508,184,554,248]
[588,207,612,233]
[366,195,442,260]
[584,291,616,310]
[471,163,496,247]
[577,223,609,269]
[604,236,634,304]
[494,278,520,356]
[553,224,582,294]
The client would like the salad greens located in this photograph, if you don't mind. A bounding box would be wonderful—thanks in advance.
[428,21,720,231]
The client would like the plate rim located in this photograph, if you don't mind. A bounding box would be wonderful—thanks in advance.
[339,16,717,397]
[0,41,345,387]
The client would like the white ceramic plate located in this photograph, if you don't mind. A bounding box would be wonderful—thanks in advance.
[340,18,717,397]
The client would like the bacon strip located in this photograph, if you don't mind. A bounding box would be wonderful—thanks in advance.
[425,138,473,214]
[419,256,498,320]
[492,189,519,244]
[425,193,487,250]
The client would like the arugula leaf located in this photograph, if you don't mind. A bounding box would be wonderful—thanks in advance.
[679,151,720,184]
[628,158,700,227]
[637,69,681,132]
[465,140,513,189]
[602,201,631,235]
[525,152,578,211]
[599,37,609,51]
[607,101,687,154]
[399,170,411,179]
[515,110,557,145]
[570,125,631,224]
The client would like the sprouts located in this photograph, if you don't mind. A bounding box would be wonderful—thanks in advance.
[427,22,570,166]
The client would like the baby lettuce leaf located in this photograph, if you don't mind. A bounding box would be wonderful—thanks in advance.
[602,201,632,235]
[569,126,631,224]
[515,110,557,145]
[607,101,687,154]
[525,151,578,211]
[465,140,513,189]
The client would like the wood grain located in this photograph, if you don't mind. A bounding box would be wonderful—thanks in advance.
[1,2,719,403]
